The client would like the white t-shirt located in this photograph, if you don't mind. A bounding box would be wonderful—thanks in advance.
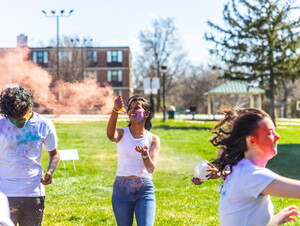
[116,127,153,178]
[0,113,58,197]
[219,158,279,226]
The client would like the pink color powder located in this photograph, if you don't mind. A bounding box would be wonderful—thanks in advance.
[134,110,145,121]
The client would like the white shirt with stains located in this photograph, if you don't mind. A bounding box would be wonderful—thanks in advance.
[0,113,58,197]
[219,158,279,226]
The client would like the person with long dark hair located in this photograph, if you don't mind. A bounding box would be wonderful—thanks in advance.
[212,108,300,225]
[106,95,160,226]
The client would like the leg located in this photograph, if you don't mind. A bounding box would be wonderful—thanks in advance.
[19,197,45,226]
[8,197,22,225]
[135,178,155,226]
[112,177,135,226]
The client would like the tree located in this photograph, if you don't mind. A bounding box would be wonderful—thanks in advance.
[135,17,187,112]
[167,65,223,113]
[48,35,93,84]
[205,0,300,123]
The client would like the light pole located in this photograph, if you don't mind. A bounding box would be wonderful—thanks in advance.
[42,9,74,81]
[150,78,155,115]
[161,65,167,122]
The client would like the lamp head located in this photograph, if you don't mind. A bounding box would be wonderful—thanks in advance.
[161,65,167,73]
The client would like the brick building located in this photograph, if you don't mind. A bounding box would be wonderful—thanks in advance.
[2,34,133,102]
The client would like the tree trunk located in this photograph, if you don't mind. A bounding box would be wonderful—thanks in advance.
[282,80,288,118]
[269,75,276,126]
[156,89,161,112]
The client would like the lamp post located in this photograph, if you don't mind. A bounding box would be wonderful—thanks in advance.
[149,78,155,116]
[70,37,93,80]
[161,65,167,122]
[42,9,74,81]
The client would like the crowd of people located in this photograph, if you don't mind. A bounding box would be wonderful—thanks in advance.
[2,86,300,226]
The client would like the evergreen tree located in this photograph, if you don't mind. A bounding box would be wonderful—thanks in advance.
[206,0,300,123]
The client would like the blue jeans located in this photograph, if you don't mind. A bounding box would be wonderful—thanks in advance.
[112,176,155,226]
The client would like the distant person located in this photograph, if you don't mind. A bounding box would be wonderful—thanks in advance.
[210,108,300,225]
[0,87,60,226]
[0,191,14,226]
[107,95,160,226]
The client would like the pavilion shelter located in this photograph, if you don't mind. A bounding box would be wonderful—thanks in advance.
[205,80,265,117]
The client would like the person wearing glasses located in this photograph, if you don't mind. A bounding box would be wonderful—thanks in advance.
[107,95,160,226]
[0,86,60,226]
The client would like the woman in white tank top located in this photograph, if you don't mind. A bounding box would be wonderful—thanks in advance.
[107,95,160,226]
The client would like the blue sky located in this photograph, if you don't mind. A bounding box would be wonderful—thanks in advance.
[0,0,228,65]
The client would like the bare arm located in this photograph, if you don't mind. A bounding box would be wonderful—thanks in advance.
[106,110,121,142]
[41,149,60,185]
[135,135,160,173]
[268,205,300,225]
[262,176,300,199]
[106,96,124,142]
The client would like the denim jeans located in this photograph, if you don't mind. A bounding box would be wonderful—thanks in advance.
[112,176,155,226]
[8,196,45,226]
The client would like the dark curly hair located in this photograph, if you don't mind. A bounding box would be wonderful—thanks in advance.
[0,87,33,118]
[212,108,269,177]
[126,96,153,131]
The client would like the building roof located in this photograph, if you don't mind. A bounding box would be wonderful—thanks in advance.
[205,80,265,95]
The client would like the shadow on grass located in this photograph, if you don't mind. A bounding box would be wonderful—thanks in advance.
[153,125,211,131]
[267,144,300,179]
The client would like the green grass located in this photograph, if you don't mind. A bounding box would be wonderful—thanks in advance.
[41,118,300,225]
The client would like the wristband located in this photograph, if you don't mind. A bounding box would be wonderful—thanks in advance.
[141,154,149,160]
[113,108,120,113]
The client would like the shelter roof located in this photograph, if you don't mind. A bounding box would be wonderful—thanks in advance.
[205,80,265,95]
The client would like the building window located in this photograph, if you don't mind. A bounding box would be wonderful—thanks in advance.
[84,71,98,80]
[32,51,48,64]
[85,50,98,66]
[114,90,123,96]
[59,51,72,62]
[107,70,122,82]
[107,50,122,63]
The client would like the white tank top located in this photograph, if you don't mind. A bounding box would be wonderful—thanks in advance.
[116,127,153,178]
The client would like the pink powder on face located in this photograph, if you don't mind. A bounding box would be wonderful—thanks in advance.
[134,110,145,121]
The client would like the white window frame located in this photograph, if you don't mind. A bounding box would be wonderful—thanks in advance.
[107,50,122,63]
[107,70,122,82]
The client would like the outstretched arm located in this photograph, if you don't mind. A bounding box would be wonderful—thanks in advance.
[268,205,300,225]
[262,176,300,199]
[41,149,60,185]
[107,96,124,142]
[135,135,160,173]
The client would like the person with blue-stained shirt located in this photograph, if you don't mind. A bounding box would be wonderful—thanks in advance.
[0,86,60,226]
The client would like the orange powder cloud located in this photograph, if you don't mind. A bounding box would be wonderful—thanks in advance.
[0,47,115,114]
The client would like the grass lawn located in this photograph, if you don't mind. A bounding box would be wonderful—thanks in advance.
[41,117,300,225]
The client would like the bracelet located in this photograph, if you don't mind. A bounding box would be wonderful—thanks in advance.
[141,154,149,160]
[113,108,119,113]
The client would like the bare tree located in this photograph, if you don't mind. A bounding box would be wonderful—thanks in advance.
[134,17,188,111]
[168,65,223,113]
[48,35,93,84]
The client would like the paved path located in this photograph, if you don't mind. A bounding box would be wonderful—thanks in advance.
[45,114,300,125]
